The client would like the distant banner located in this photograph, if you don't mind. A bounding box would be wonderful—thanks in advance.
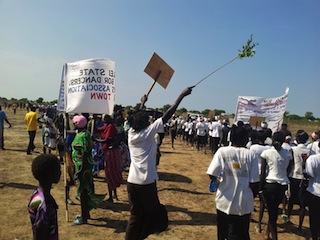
[234,88,289,132]
[58,58,116,114]
[57,67,65,112]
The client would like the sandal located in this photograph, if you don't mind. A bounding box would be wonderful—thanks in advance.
[67,199,76,205]
[73,218,87,225]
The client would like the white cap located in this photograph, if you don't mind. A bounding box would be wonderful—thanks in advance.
[261,121,268,129]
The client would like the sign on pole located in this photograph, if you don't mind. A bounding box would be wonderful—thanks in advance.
[144,52,174,96]
[58,58,116,114]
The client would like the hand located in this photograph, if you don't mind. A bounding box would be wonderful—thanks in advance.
[181,86,193,97]
[140,94,148,104]
[8,124,12,128]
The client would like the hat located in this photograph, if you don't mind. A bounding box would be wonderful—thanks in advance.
[261,121,268,129]
[72,115,87,128]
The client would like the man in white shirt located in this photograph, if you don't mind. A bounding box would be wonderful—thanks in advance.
[196,117,208,154]
[209,116,222,154]
[207,124,259,240]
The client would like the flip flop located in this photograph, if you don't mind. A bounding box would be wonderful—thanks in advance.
[73,218,87,226]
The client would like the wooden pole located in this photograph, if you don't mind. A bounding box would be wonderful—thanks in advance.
[145,70,161,97]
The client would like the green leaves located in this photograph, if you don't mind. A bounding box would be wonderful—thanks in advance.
[193,35,258,87]
[237,35,258,59]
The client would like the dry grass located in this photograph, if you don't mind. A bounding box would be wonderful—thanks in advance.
[0,109,317,240]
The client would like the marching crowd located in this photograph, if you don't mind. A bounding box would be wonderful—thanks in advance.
[1,97,320,240]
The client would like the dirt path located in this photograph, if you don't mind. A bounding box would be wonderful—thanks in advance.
[0,110,311,239]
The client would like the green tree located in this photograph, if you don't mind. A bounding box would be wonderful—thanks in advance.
[284,111,290,118]
[288,114,303,121]
[160,104,171,113]
[305,112,315,121]
[36,97,44,105]
[177,107,187,113]
[214,109,226,116]
[201,109,211,116]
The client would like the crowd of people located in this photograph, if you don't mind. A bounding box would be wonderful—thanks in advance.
[1,101,320,240]
[206,122,320,240]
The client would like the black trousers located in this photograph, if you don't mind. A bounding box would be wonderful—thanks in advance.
[27,130,36,153]
[306,191,320,240]
[125,182,168,240]
[263,182,287,230]
[217,209,250,240]
[210,137,220,154]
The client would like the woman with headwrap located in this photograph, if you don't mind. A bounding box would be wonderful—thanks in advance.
[71,115,105,225]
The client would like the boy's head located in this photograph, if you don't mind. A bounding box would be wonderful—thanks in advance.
[32,154,61,185]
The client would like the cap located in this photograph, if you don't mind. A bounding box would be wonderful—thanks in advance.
[261,122,268,129]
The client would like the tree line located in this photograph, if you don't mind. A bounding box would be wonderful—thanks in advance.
[0,96,318,122]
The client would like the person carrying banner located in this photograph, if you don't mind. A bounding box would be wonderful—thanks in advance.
[125,87,192,240]
[71,115,105,225]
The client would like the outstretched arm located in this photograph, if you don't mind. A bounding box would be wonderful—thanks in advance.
[162,87,193,124]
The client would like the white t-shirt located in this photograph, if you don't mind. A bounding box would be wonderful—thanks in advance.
[206,146,260,215]
[305,154,320,197]
[260,147,292,185]
[249,144,271,174]
[196,121,208,136]
[184,121,189,132]
[209,121,222,138]
[282,142,292,151]
[127,117,162,185]
[290,144,310,179]
[307,141,320,155]
[187,121,194,135]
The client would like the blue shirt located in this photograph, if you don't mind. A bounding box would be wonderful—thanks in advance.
[0,111,8,129]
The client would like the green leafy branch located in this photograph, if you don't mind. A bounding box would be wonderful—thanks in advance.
[193,35,258,87]
[237,34,259,59]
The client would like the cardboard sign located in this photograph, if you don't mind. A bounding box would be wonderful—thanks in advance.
[249,116,265,129]
[144,52,174,89]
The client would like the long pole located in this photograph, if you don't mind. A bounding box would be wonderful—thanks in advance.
[64,113,69,222]
[146,70,161,97]
[193,56,239,87]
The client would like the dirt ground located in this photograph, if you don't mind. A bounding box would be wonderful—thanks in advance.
[0,109,314,240]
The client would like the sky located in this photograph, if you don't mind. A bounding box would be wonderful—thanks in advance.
[0,0,319,117]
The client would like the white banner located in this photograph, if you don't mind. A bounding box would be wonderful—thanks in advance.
[60,58,116,114]
[57,66,65,112]
[234,88,289,133]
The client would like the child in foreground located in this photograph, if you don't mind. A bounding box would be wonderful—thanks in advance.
[28,154,61,240]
